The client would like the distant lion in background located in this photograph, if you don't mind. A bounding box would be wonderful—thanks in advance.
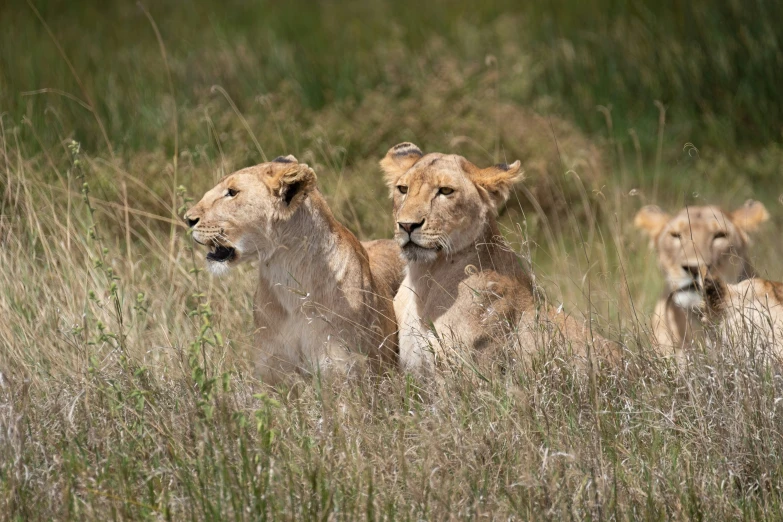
[184,156,404,385]
[634,201,769,359]
[380,142,619,379]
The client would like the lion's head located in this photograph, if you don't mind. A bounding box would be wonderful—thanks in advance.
[379,143,523,263]
[634,201,769,308]
[184,156,317,274]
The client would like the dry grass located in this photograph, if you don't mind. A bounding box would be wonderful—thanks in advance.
[2,109,783,519]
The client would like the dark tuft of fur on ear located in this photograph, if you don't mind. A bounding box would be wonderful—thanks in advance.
[273,154,298,164]
[392,142,421,153]
[380,142,424,193]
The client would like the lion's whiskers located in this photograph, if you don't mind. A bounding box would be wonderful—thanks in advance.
[216,232,234,246]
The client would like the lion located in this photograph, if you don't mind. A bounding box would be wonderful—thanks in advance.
[184,156,404,384]
[380,142,618,377]
[700,276,783,361]
[634,201,769,357]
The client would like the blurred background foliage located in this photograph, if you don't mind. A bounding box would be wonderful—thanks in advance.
[3,0,781,153]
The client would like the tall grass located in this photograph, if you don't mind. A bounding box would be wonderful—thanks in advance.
[1,0,783,519]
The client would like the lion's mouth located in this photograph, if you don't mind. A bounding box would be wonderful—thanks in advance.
[399,239,440,263]
[400,236,440,251]
[206,245,236,263]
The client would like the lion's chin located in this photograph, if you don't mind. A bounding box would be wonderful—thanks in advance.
[672,289,703,310]
[205,245,239,276]
[206,258,234,276]
[400,243,438,264]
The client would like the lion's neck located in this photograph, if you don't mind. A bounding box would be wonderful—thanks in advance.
[407,218,530,297]
[257,191,360,312]
[659,291,706,349]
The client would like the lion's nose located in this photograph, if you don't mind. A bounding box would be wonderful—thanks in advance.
[398,219,424,234]
[185,215,199,228]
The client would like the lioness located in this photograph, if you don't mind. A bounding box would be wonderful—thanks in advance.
[634,201,769,357]
[380,142,616,376]
[701,276,783,360]
[184,156,404,384]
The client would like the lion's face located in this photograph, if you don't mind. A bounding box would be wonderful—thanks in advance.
[635,202,769,308]
[380,143,522,263]
[184,156,316,275]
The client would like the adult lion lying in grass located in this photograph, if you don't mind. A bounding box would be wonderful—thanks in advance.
[184,156,404,384]
[380,143,618,377]
[634,201,769,359]
[700,276,783,361]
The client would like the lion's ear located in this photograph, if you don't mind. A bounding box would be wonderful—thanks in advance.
[380,142,423,190]
[634,205,670,239]
[471,160,523,210]
[731,199,769,233]
[271,163,317,211]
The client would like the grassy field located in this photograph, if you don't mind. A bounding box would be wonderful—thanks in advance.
[1,0,783,519]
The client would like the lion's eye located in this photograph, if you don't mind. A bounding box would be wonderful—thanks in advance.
[226,188,238,198]
[438,187,454,196]
[397,186,408,195]
[714,231,727,240]
[670,232,681,239]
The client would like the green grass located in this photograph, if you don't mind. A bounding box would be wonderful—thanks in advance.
[1,0,783,519]
[3,0,782,154]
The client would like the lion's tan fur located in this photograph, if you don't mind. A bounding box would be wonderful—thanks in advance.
[185,157,404,384]
[702,277,783,360]
[634,201,769,357]
[381,143,618,377]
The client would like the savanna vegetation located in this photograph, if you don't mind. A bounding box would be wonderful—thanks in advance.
[1,0,782,518]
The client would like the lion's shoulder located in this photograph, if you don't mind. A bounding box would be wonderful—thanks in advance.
[362,239,405,298]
